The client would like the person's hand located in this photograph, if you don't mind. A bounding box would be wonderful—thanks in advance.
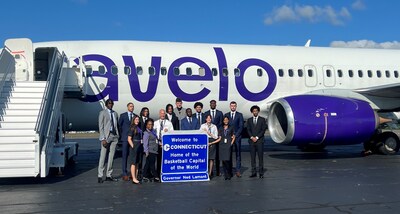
[164,128,169,132]
[101,140,107,148]
[146,152,149,157]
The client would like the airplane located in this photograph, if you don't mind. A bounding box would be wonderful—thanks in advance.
[3,38,400,157]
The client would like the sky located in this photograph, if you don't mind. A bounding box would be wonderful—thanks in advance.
[1,0,399,48]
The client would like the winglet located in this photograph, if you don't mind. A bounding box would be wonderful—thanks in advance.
[304,39,311,47]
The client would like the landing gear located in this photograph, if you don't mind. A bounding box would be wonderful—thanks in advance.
[364,132,400,155]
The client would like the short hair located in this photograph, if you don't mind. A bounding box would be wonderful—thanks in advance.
[127,102,133,107]
[230,101,237,105]
[105,99,114,105]
[194,102,203,109]
[186,108,192,113]
[210,100,216,104]
[145,118,154,127]
[176,97,183,103]
[250,105,260,112]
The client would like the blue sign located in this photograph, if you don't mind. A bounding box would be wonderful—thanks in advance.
[161,132,209,182]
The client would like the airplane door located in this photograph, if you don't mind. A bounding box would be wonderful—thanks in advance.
[304,65,318,87]
[322,65,336,87]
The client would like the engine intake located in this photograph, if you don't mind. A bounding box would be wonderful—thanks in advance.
[268,95,379,146]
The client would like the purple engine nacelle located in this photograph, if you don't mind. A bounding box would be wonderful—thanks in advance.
[268,95,379,146]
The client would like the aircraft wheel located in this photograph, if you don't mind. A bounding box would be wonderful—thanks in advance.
[376,132,400,155]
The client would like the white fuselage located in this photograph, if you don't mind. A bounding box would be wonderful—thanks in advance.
[32,41,400,131]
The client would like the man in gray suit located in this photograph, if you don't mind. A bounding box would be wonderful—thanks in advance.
[98,99,119,183]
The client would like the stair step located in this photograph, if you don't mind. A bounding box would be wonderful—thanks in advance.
[0,151,35,160]
[0,168,37,178]
[4,81,46,88]
[0,115,37,122]
[0,143,35,151]
[2,86,45,93]
[0,136,36,143]
[1,109,40,116]
[2,103,41,110]
[1,92,44,98]
[0,121,36,129]
[0,129,36,136]
[0,97,42,104]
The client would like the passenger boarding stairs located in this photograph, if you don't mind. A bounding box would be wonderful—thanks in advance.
[0,45,72,178]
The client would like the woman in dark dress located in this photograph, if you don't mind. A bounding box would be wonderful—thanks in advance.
[165,104,180,130]
[219,116,236,180]
[128,116,142,184]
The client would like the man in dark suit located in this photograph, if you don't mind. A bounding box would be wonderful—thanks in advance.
[204,100,224,176]
[246,105,267,178]
[224,101,244,177]
[118,102,137,181]
[180,108,200,130]
[193,102,205,127]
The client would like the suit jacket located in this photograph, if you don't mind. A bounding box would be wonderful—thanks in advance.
[138,116,149,132]
[166,113,180,130]
[224,111,244,137]
[180,116,200,130]
[246,116,267,143]
[118,112,136,142]
[204,109,223,129]
[99,109,119,141]
[193,112,205,127]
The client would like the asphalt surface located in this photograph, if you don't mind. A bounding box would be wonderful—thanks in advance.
[1,135,400,214]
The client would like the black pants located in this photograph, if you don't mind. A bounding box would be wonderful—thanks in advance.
[222,160,232,178]
[156,146,162,177]
[250,141,264,175]
[143,153,157,178]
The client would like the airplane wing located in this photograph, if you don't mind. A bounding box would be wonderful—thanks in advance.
[354,83,400,98]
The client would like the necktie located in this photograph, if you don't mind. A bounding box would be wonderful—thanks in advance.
[198,113,201,126]
[110,110,115,133]
[231,112,234,120]
[159,120,164,139]
[189,117,192,125]
[253,117,257,125]
[129,112,132,121]
[212,111,215,122]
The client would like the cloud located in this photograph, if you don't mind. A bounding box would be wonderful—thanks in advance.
[264,4,351,26]
[352,0,366,10]
[330,40,400,49]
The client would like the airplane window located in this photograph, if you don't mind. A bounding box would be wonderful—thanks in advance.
[98,65,106,75]
[257,68,263,77]
[234,68,240,77]
[199,67,205,76]
[326,69,331,77]
[348,70,354,78]
[298,69,303,77]
[174,67,180,76]
[186,67,192,76]
[124,66,131,75]
[85,65,93,75]
[395,70,399,78]
[149,66,156,76]
[307,69,313,77]
[136,66,143,75]
[377,70,382,78]
[111,65,118,75]
[161,67,167,76]
[222,68,228,77]
[278,69,284,77]
[385,70,390,78]
[337,69,343,78]
[358,70,363,78]
[367,70,372,78]
[212,68,218,76]
[288,69,294,77]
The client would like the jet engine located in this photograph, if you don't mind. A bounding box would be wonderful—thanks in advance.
[268,95,379,146]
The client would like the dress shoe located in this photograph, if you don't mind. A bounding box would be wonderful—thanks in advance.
[122,176,129,181]
[132,180,141,185]
[105,176,118,182]
[154,177,160,182]
[259,175,264,179]
[236,172,242,178]
[98,177,103,183]
[249,174,257,178]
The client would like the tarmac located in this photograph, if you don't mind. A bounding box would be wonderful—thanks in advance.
[1,134,400,214]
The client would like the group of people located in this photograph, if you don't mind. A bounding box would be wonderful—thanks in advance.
[97,98,267,184]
